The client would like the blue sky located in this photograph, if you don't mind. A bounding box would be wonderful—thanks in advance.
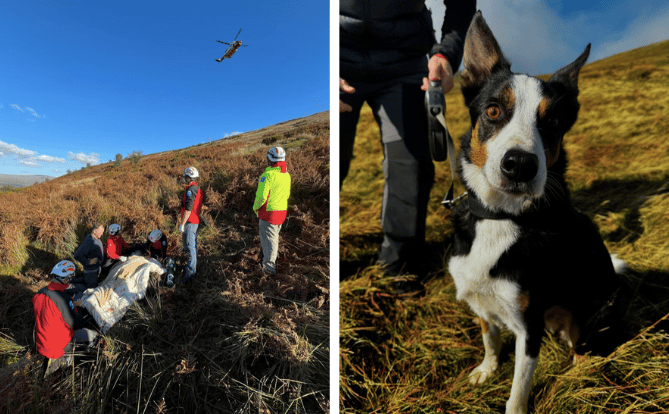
[427,0,669,75]
[0,1,329,177]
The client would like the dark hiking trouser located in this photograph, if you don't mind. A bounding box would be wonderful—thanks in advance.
[340,77,435,269]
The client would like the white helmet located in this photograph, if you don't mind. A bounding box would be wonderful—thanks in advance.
[183,166,199,179]
[109,224,122,235]
[51,260,76,283]
[148,229,163,243]
[267,147,286,162]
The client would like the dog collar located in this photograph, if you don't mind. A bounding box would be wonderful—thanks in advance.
[467,193,517,220]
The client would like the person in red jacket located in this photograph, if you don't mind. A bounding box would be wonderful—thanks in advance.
[145,229,168,262]
[103,223,130,268]
[178,166,203,284]
[32,260,98,373]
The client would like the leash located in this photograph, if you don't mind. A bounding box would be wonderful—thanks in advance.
[425,80,461,208]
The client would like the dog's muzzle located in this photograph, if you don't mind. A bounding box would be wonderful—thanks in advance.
[501,149,539,183]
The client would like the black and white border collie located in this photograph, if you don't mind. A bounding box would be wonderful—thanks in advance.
[448,12,626,414]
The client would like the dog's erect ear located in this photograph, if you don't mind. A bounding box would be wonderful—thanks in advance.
[460,11,511,89]
[548,44,591,90]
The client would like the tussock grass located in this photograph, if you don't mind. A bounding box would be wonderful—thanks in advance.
[0,112,329,413]
[340,41,669,412]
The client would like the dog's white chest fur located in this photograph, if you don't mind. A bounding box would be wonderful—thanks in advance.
[449,219,525,334]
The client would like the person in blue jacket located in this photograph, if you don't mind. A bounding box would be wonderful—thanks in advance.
[73,223,105,290]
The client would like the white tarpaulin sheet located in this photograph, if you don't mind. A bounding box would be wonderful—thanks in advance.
[82,256,164,333]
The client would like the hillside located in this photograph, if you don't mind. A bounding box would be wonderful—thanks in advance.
[0,174,53,188]
[340,40,669,413]
[0,111,330,413]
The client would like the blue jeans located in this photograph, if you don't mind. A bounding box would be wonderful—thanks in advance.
[182,223,198,278]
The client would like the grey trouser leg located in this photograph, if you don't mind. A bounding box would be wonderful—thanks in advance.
[340,77,434,268]
[182,223,198,278]
[259,219,281,274]
[74,328,98,344]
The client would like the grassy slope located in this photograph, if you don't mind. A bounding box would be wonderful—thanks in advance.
[0,112,330,414]
[340,41,669,413]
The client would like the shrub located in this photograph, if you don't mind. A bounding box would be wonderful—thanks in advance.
[127,150,143,165]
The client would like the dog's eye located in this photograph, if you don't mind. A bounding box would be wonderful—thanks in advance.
[486,105,501,120]
[547,117,559,128]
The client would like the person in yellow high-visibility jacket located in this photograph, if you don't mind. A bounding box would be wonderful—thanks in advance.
[253,147,291,274]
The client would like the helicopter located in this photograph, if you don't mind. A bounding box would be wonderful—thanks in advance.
[216,29,248,62]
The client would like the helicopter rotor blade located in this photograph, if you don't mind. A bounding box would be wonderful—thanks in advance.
[217,40,231,45]
[233,28,242,41]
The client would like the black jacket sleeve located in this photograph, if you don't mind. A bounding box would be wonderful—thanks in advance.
[430,0,477,72]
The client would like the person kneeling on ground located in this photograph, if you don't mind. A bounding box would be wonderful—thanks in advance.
[32,260,99,374]
[103,223,130,269]
[145,229,168,262]
[253,147,291,275]
[73,223,105,291]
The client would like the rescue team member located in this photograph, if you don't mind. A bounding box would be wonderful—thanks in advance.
[179,166,203,284]
[145,229,168,262]
[253,147,291,274]
[103,223,130,269]
[73,223,105,290]
[32,261,98,368]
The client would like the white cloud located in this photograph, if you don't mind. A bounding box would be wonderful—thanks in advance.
[427,0,669,75]
[18,159,40,167]
[10,103,45,118]
[224,131,243,138]
[33,154,66,163]
[0,140,36,157]
[593,4,669,61]
[68,151,100,165]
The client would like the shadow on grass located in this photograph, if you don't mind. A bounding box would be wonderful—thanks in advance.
[339,231,456,283]
[572,176,669,243]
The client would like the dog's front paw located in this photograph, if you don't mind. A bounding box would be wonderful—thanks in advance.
[468,361,498,385]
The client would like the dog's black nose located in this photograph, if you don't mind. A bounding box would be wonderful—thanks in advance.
[501,149,539,183]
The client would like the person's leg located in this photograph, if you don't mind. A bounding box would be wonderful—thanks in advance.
[339,82,367,187]
[83,268,101,289]
[369,81,434,274]
[259,219,281,274]
[183,223,198,280]
[73,328,98,344]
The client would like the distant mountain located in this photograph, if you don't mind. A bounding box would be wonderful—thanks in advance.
[0,174,53,188]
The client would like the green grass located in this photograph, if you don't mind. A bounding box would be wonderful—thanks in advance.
[340,41,669,412]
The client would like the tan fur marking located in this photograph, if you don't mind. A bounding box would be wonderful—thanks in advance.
[500,87,516,112]
[470,123,487,168]
[538,97,551,118]
[518,291,530,313]
[545,144,561,168]
[479,317,489,334]
[544,306,580,348]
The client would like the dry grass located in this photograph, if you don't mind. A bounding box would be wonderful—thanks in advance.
[0,112,330,413]
[340,41,669,412]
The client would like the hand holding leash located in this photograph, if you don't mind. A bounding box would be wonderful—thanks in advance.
[425,80,459,207]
